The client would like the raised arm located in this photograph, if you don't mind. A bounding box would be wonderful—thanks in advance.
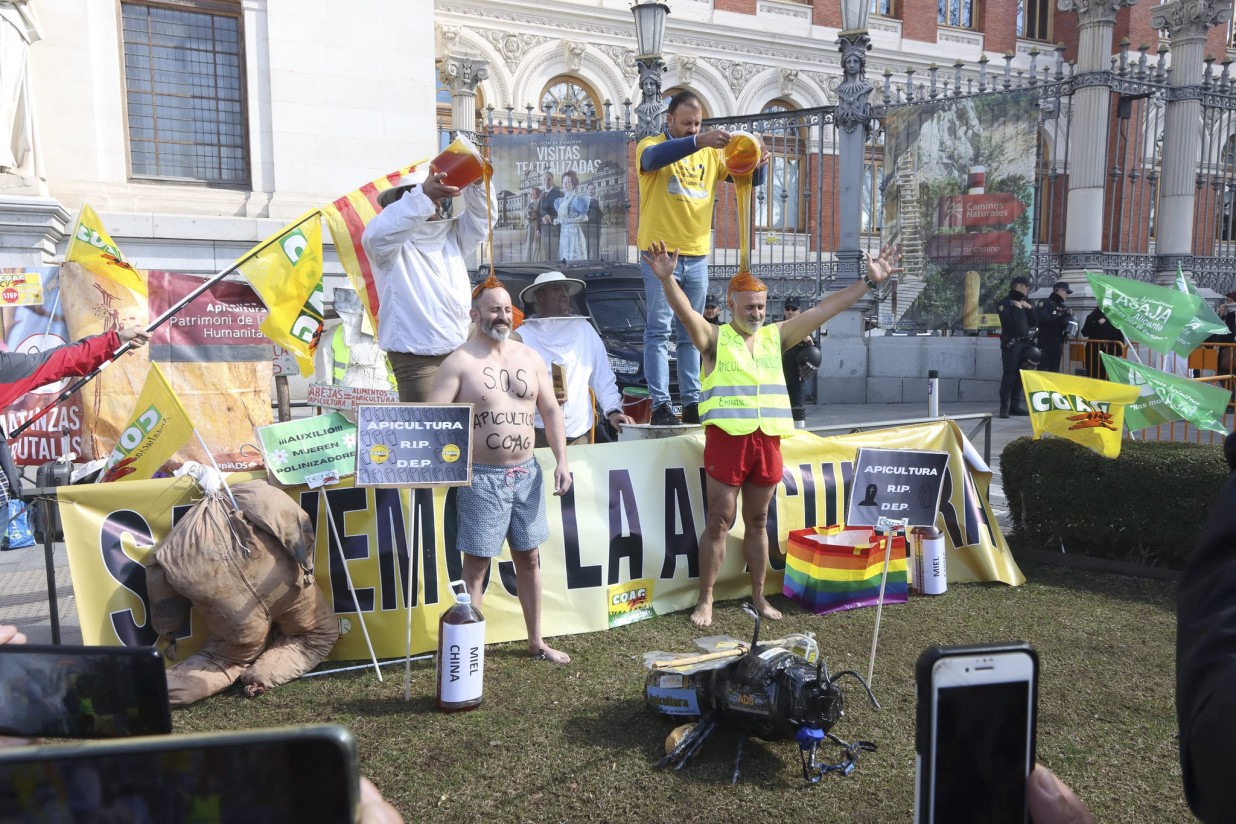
[778,243,901,350]
[641,241,718,357]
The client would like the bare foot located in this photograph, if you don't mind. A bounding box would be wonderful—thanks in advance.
[530,644,571,664]
[753,599,783,621]
[690,602,713,628]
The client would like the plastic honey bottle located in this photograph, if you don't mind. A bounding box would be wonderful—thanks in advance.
[435,585,485,713]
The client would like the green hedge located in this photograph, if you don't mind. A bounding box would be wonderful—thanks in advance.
[1000,436,1229,569]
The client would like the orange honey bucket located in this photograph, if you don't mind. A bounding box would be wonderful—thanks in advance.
[431,134,491,189]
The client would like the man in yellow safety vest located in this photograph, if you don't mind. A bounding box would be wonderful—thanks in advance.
[642,240,899,628]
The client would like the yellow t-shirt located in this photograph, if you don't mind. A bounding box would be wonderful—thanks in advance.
[636,133,727,256]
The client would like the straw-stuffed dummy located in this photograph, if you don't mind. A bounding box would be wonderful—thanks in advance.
[145,467,338,706]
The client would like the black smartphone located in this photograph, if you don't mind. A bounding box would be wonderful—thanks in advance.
[915,642,1039,824]
[0,724,360,823]
[0,644,171,738]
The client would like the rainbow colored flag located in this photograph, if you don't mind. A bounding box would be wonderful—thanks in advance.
[783,525,908,615]
[321,160,426,333]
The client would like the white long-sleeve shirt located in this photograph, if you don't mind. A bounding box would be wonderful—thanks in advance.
[361,183,495,356]
[517,316,624,439]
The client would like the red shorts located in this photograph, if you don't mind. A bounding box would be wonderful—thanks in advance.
[704,425,783,487]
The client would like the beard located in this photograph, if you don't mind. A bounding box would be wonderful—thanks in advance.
[731,316,760,335]
[481,318,511,342]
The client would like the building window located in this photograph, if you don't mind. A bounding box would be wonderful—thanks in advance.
[121,1,247,185]
[939,0,975,29]
[1017,0,1051,40]
[540,77,600,123]
[871,0,895,17]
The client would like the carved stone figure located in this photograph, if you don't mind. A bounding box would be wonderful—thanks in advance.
[0,0,43,182]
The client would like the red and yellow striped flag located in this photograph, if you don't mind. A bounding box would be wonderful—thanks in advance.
[321,161,427,333]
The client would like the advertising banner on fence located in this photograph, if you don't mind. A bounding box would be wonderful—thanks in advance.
[486,131,629,264]
[882,92,1038,331]
[58,420,1021,660]
[1,266,80,465]
[61,263,272,472]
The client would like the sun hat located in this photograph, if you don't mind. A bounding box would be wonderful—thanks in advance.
[518,271,586,306]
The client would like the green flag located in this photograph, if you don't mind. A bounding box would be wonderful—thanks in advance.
[1174,263,1227,357]
[1087,271,1225,358]
[1099,352,1230,434]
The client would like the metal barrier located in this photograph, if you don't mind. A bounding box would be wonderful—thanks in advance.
[806,412,993,466]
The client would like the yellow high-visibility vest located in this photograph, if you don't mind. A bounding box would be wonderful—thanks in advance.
[700,323,794,436]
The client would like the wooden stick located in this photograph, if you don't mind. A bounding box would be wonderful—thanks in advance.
[652,637,795,669]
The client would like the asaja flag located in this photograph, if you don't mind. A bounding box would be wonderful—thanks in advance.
[1020,369,1140,458]
[66,203,147,296]
[1087,271,1224,357]
[1099,352,1230,434]
[321,161,426,334]
[103,363,195,482]
[1173,263,1227,355]
[239,211,324,377]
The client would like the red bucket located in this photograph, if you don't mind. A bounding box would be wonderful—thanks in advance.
[621,387,652,424]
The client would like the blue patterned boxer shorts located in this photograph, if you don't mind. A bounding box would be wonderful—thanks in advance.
[456,457,550,557]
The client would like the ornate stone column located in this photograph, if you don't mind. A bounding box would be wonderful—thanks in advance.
[1057,0,1134,289]
[437,55,489,134]
[834,31,874,292]
[1153,0,1230,284]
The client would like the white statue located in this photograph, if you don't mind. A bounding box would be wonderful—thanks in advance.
[0,0,43,179]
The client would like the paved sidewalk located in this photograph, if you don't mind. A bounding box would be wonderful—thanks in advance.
[0,400,1029,645]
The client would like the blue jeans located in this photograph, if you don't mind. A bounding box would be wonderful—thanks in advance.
[641,254,708,408]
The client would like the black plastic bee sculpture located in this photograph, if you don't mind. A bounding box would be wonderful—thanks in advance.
[643,604,879,784]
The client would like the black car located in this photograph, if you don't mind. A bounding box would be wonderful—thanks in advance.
[476,260,680,400]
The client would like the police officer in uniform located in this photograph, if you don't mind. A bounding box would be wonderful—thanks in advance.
[997,275,1036,418]
[1034,280,1075,373]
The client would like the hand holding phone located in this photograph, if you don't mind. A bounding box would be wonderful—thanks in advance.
[915,643,1038,824]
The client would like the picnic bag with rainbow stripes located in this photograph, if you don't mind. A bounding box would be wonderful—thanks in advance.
[783,525,908,615]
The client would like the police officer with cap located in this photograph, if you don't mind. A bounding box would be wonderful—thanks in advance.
[997,275,1035,418]
[1034,280,1075,373]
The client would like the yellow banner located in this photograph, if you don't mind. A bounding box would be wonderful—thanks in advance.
[1020,369,1140,458]
[103,363,196,482]
[66,203,147,296]
[58,421,1021,659]
[239,211,324,377]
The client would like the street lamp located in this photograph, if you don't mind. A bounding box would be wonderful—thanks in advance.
[631,1,670,140]
[834,0,875,290]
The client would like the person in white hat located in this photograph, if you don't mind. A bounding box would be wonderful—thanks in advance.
[516,272,634,445]
[361,164,496,402]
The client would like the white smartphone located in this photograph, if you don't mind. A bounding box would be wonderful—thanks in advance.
[914,643,1038,824]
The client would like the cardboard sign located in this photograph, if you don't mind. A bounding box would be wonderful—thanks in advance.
[256,411,357,487]
[845,447,950,529]
[306,382,400,411]
[271,345,300,377]
[355,403,472,488]
[0,272,43,306]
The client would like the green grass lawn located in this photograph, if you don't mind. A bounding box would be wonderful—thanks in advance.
[173,559,1188,823]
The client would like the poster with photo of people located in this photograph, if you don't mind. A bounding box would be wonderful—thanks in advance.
[487,131,629,264]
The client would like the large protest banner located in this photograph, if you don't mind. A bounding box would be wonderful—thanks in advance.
[487,131,629,264]
[1,266,82,465]
[882,92,1038,331]
[58,420,1021,660]
[60,264,272,472]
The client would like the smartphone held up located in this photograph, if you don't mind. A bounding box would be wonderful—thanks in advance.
[914,643,1038,824]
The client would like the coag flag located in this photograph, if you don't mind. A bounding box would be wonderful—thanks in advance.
[65,203,147,296]
[321,161,426,334]
[239,211,324,377]
[102,363,195,481]
[1099,352,1230,434]
[1020,369,1140,458]
[1087,271,1225,357]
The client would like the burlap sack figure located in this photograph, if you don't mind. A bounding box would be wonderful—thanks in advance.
[150,479,338,706]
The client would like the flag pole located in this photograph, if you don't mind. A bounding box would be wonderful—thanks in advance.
[319,488,383,681]
[867,518,907,686]
[10,212,324,440]
[192,430,239,510]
